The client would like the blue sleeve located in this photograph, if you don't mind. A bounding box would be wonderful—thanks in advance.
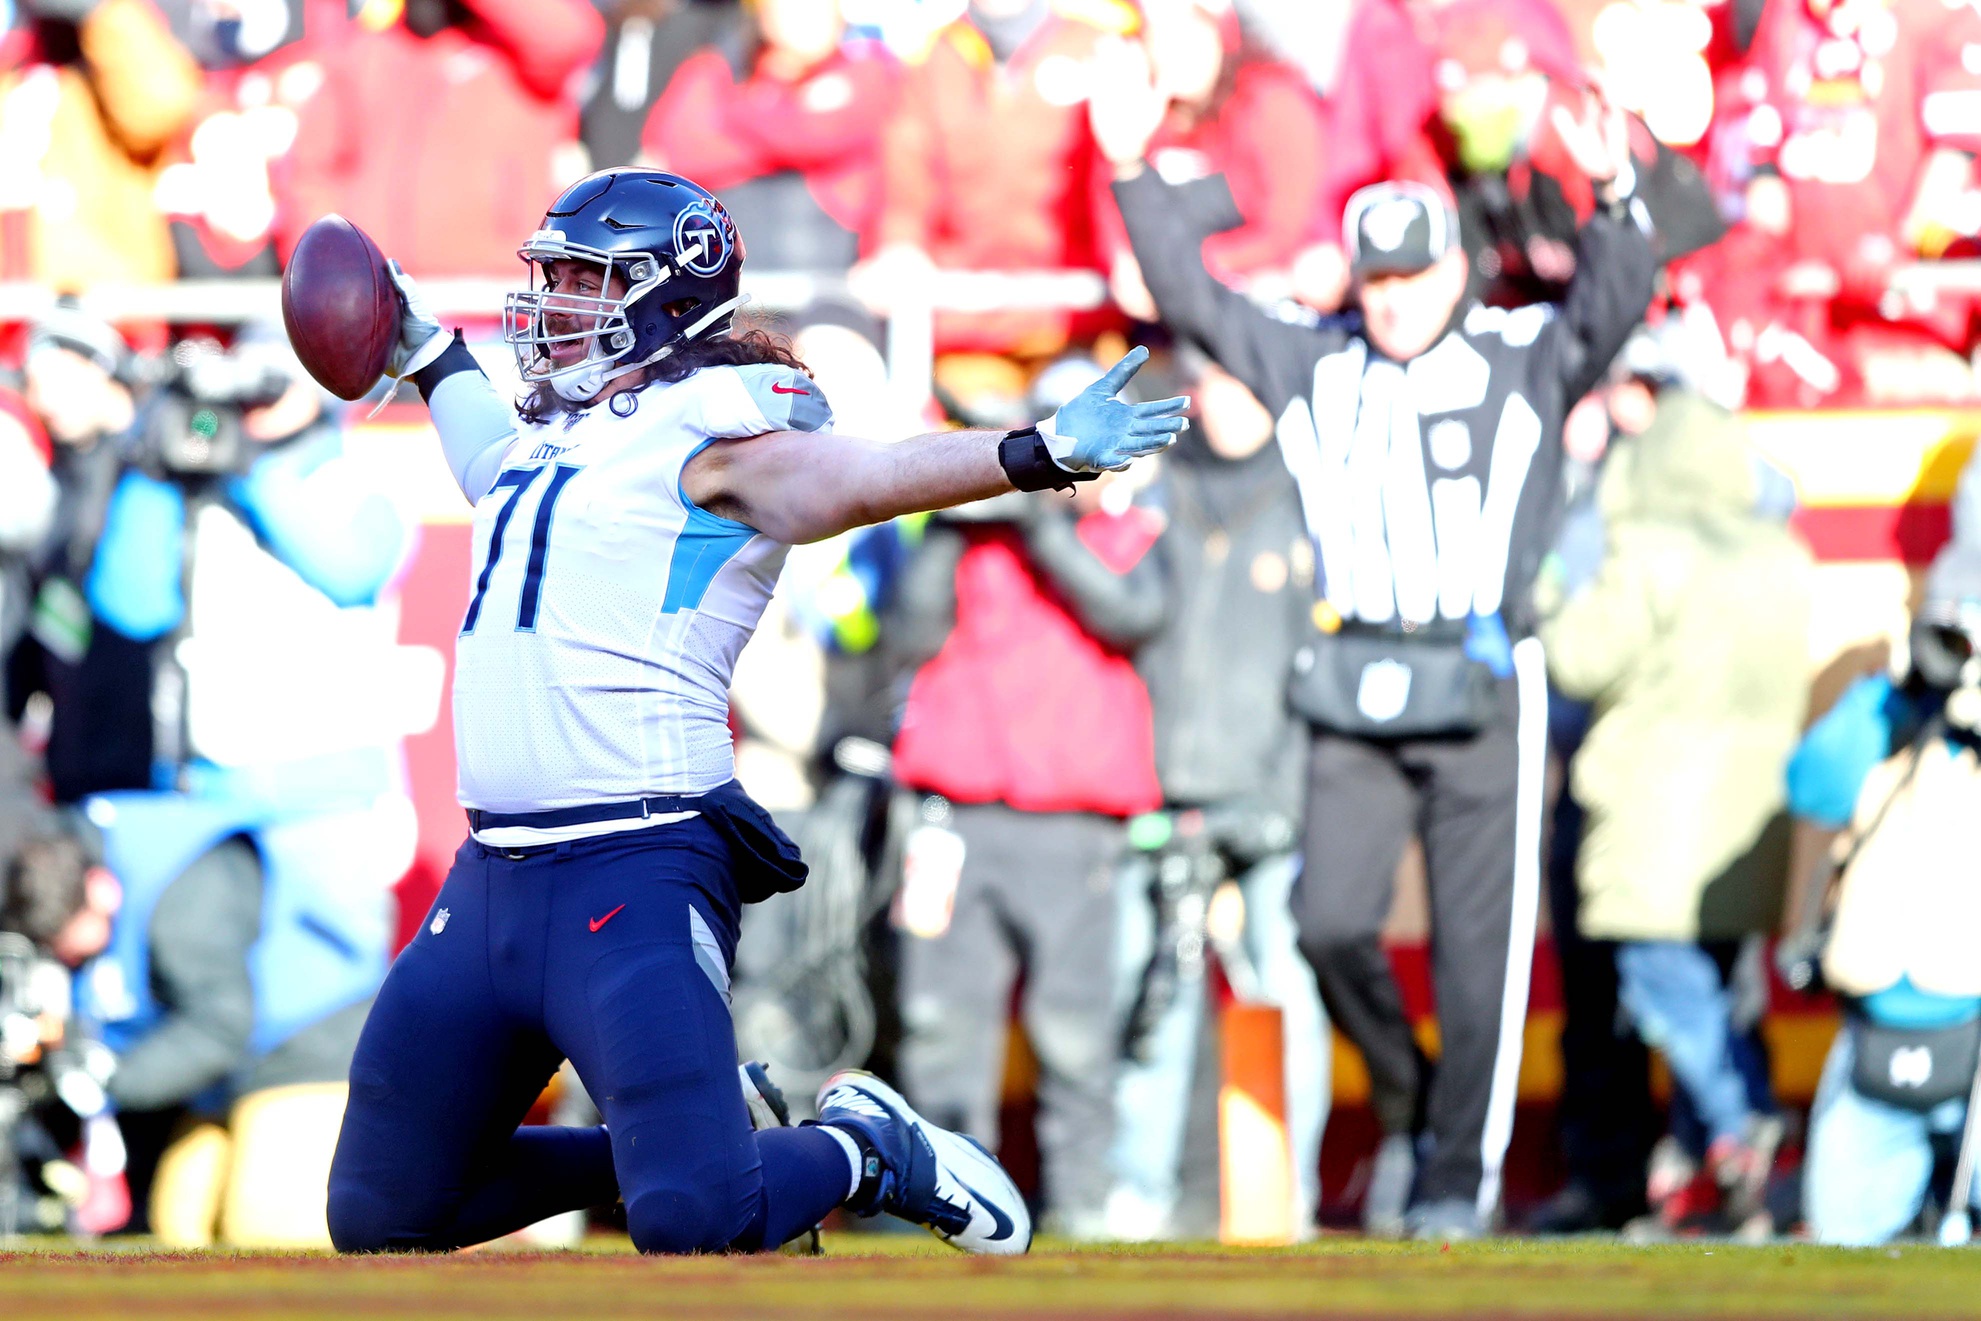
[86,470,187,641]
[230,430,410,609]
[1785,674,1903,829]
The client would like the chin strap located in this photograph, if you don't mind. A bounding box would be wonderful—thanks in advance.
[545,296,746,404]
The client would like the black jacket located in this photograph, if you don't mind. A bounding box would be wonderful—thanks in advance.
[1115,170,1658,636]
[1136,440,1311,824]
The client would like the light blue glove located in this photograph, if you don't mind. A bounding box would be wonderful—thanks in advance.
[1040,346,1189,473]
[384,259,449,380]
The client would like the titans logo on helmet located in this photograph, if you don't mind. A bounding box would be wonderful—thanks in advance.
[673,201,733,278]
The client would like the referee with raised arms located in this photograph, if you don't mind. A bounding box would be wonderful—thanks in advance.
[1095,64,1658,1238]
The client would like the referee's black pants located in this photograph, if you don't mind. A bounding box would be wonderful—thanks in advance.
[1293,637,1547,1218]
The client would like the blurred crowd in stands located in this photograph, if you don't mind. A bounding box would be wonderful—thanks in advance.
[4,0,1981,1257]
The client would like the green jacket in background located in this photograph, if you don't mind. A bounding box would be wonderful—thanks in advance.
[1542,391,1813,942]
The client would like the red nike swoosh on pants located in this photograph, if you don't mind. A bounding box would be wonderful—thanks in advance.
[589,903,626,933]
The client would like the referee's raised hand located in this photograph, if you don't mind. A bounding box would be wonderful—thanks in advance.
[1041,347,1190,474]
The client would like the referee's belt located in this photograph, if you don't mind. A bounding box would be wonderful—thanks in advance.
[466,792,707,834]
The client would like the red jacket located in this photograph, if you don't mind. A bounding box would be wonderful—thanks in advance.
[1310,0,1448,244]
[0,386,49,464]
[877,3,1136,354]
[275,0,602,276]
[1730,0,1981,282]
[892,512,1163,819]
[1092,58,1328,281]
[156,26,337,278]
[644,44,899,251]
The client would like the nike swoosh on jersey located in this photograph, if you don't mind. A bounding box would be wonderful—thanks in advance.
[770,383,810,395]
[589,903,626,932]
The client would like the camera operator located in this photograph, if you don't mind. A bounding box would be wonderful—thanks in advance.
[12,309,153,803]
[1786,542,1981,1245]
[0,795,125,1236]
[9,322,424,1246]
[1105,346,1328,1241]
[0,781,378,1246]
[1100,67,1656,1235]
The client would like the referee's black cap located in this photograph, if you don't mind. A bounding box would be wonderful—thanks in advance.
[1344,182,1461,278]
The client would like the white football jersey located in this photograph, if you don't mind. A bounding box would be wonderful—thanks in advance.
[447,364,833,814]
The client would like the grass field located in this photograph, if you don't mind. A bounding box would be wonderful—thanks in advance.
[1,1237,1976,1320]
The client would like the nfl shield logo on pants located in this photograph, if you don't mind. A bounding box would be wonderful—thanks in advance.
[1357,660,1412,723]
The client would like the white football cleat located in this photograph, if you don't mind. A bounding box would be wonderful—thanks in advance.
[740,1060,792,1132]
[815,1070,1032,1256]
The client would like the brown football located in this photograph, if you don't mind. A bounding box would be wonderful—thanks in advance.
[281,214,399,401]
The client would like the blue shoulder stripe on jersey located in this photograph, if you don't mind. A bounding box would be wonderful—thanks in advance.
[662,438,758,615]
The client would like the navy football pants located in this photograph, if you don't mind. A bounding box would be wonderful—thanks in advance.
[325,820,851,1253]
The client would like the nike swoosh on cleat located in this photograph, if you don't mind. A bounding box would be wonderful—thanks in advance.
[954,1176,1015,1242]
[589,903,626,933]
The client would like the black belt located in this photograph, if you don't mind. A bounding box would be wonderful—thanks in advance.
[1336,617,1470,645]
[467,792,707,834]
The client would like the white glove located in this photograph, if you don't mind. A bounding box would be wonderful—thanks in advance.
[385,259,449,380]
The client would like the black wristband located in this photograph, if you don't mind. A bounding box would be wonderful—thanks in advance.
[413,330,482,403]
[998,425,1093,493]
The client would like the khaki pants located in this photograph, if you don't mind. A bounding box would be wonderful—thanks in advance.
[151,1083,348,1248]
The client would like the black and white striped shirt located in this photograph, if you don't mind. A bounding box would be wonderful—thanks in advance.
[1116,171,1658,636]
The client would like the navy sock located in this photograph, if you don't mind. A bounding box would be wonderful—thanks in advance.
[734,1126,855,1251]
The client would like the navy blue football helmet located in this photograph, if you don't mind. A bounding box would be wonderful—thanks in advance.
[502,168,745,401]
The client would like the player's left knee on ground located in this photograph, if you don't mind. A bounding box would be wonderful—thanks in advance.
[325,1178,398,1253]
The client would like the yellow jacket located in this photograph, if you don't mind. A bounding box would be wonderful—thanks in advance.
[0,0,202,289]
[1543,393,1813,941]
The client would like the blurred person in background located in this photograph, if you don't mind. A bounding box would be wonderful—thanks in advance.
[1106,344,1329,1241]
[643,0,899,275]
[277,0,603,275]
[1689,0,1981,407]
[1229,0,1359,96]
[1291,0,1445,312]
[2,787,386,1246]
[0,379,57,657]
[1294,0,1721,313]
[1523,337,1667,1236]
[1087,0,1329,318]
[888,451,1165,1237]
[1539,387,1810,1238]
[581,0,740,171]
[0,0,201,291]
[10,308,154,804]
[1103,75,1655,1237]
[9,324,420,1243]
[148,0,332,280]
[0,758,128,1238]
[850,0,1134,358]
[1786,541,1981,1246]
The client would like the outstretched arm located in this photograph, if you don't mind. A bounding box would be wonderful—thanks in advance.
[686,349,1188,545]
[689,427,1009,545]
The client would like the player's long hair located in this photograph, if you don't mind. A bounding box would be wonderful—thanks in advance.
[516,320,809,424]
